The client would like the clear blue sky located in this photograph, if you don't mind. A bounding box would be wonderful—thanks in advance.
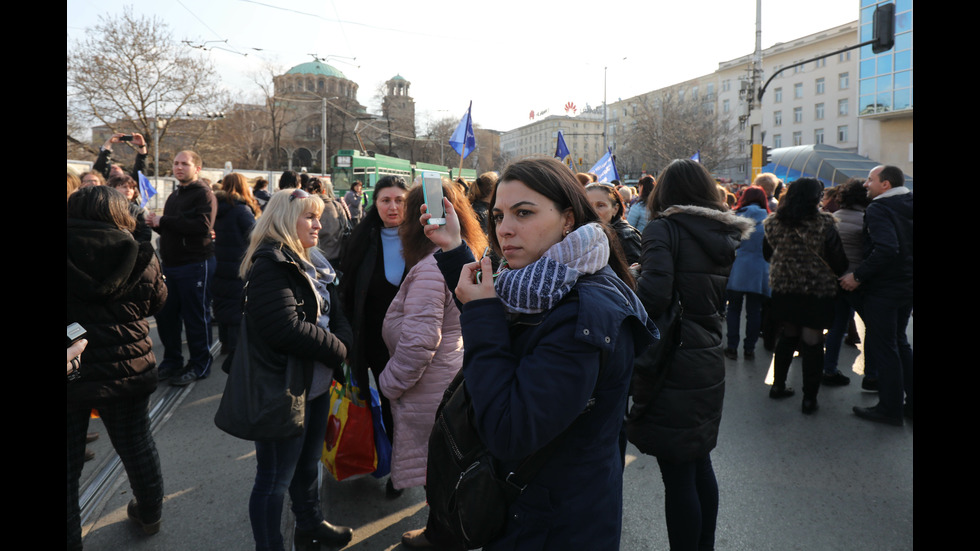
[68,0,859,132]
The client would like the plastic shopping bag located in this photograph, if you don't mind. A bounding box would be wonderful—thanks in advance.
[321,371,377,481]
[369,386,393,479]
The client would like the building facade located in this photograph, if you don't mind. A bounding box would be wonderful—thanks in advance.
[857,0,912,176]
[500,113,605,172]
[600,21,861,183]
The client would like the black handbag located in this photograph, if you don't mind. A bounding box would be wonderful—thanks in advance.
[426,346,605,549]
[214,283,306,441]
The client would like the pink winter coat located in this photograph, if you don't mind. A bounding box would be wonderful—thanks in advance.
[379,252,463,490]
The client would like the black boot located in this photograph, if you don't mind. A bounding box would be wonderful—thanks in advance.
[294,520,353,548]
[770,334,799,399]
[800,342,823,414]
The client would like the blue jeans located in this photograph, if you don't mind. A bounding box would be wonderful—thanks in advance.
[156,257,215,377]
[657,454,718,551]
[824,291,862,375]
[726,291,763,351]
[249,393,331,551]
[859,294,913,418]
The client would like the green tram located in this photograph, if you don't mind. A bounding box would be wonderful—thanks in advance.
[330,149,477,200]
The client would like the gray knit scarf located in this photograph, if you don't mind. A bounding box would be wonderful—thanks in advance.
[494,222,610,314]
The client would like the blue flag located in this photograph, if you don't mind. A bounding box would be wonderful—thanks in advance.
[449,101,476,159]
[137,171,157,208]
[588,148,620,182]
[555,130,570,162]
[690,150,701,163]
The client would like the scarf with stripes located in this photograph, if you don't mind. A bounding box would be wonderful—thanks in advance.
[494,222,609,314]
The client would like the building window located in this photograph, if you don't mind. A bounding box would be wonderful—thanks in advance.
[816,77,825,95]
[816,57,827,68]
[815,128,824,144]
[774,111,782,126]
[707,83,715,97]
[793,107,802,123]
[773,134,782,148]
[838,98,849,116]
[774,88,783,103]
[839,51,851,63]
[839,72,849,90]
[794,83,803,99]
[793,131,802,146]
[838,125,849,143]
[692,86,698,100]
[815,103,825,120]
[723,99,730,114]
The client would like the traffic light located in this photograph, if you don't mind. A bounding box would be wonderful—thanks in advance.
[872,3,895,54]
[762,145,772,165]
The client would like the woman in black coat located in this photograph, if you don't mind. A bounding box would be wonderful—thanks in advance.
[237,189,353,551]
[627,159,753,551]
[337,175,409,497]
[212,173,259,373]
[67,186,168,550]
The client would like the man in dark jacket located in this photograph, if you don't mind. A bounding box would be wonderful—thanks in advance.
[840,165,913,426]
[146,150,218,386]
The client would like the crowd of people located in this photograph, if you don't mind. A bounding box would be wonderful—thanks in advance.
[68,145,912,550]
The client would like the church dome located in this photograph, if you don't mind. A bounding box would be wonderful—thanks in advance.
[285,60,348,80]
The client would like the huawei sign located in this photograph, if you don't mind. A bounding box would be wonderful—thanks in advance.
[564,102,577,114]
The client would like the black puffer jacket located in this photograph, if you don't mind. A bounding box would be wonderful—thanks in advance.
[611,217,642,265]
[628,205,753,463]
[245,242,352,389]
[67,219,167,406]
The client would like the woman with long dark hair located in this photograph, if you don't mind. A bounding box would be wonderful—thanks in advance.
[238,189,353,551]
[337,175,409,497]
[416,157,655,550]
[627,159,754,551]
[724,185,772,360]
[763,178,847,413]
[68,186,168,549]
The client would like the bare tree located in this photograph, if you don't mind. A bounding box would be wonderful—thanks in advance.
[251,62,300,170]
[620,92,738,176]
[67,7,223,174]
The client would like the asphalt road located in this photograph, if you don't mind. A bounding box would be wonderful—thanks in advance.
[78,313,912,550]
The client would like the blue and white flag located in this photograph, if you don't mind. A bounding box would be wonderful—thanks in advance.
[588,148,620,182]
[449,101,476,159]
[138,171,157,208]
[690,150,701,163]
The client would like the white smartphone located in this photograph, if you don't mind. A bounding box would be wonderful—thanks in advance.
[422,172,446,225]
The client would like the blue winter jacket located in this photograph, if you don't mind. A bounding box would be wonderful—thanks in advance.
[726,204,770,297]
[434,243,656,551]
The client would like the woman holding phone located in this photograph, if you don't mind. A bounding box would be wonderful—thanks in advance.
[411,158,656,550]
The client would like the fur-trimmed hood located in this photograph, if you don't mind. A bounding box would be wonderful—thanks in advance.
[657,204,755,267]
[660,205,756,239]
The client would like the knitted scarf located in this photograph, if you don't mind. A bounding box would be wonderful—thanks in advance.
[494,222,609,314]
